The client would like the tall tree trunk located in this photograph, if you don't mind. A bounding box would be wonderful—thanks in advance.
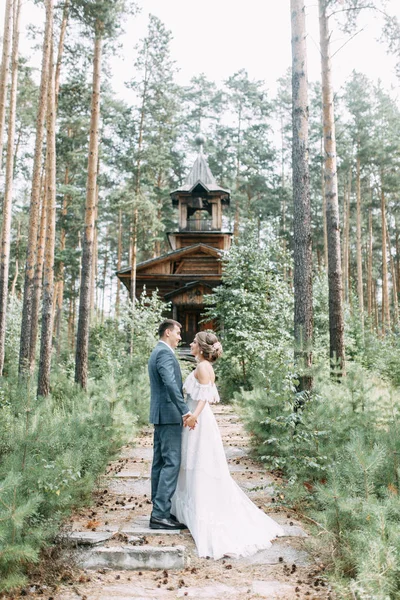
[75,22,103,389]
[233,106,242,239]
[319,0,345,375]
[373,278,379,332]
[0,0,13,174]
[0,0,21,376]
[131,73,148,308]
[291,0,313,391]
[101,236,109,322]
[90,202,98,315]
[342,180,349,303]
[380,181,390,333]
[367,200,373,325]
[280,114,288,280]
[395,215,400,295]
[346,171,352,311]
[321,135,328,272]
[115,208,122,317]
[53,153,70,355]
[54,0,69,108]
[29,176,47,371]
[386,221,399,328]
[19,0,52,376]
[10,218,20,297]
[37,37,56,397]
[356,149,364,328]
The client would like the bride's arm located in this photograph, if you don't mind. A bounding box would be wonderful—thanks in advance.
[185,401,206,429]
[185,363,214,428]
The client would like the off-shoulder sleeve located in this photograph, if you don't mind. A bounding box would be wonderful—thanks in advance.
[184,374,220,404]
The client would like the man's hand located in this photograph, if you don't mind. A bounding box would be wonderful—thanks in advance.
[184,415,197,430]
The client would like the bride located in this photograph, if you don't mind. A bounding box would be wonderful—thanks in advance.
[171,331,284,560]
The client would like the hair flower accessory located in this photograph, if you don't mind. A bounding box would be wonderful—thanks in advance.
[212,341,222,352]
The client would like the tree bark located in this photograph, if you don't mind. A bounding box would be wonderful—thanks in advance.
[10,218,20,297]
[19,0,52,376]
[342,179,349,304]
[319,0,345,375]
[101,235,109,322]
[0,0,21,376]
[356,149,364,328]
[321,134,328,272]
[37,36,56,398]
[131,67,148,307]
[291,0,313,391]
[367,200,373,325]
[115,207,122,317]
[54,0,69,109]
[0,0,13,175]
[53,155,70,356]
[29,176,47,371]
[386,221,399,328]
[395,216,400,295]
[75,22,103,389]
[380,181,390,333]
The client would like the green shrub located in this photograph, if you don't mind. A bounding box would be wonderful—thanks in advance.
[0,292,163,591]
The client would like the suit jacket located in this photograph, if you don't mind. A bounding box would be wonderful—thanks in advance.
[148,342,188,424]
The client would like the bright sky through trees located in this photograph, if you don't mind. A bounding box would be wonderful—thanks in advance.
[3,0,400,102]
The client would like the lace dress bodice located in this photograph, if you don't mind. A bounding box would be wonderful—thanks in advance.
[183,370,220,404]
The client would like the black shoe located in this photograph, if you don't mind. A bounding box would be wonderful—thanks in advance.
[170,514,188,528]
[149,516,187,530]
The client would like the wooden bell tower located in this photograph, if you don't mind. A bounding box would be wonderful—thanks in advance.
[116,135,232,344]
[168,134,231,252]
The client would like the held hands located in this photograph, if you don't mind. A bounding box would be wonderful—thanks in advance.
[183,415,198,430]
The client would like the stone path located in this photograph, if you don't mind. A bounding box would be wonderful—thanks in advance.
[34,405,333,599]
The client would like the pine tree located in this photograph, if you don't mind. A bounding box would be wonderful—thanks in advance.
[291,0,313,390]
[0,0,14,174]
[0,0,21,376]
[74,0,132,388]
[37,33,56,397]
[19,0,53,376]
[318,0,345,374]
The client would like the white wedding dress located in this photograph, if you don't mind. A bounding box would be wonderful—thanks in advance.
[171,371,284,560]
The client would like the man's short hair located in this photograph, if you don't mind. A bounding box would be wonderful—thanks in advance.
[158,319,182,338]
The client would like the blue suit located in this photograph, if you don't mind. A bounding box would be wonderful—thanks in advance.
[148,342,188,519]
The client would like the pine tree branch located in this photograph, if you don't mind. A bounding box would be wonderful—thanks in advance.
[331,28,365,58]
[327,6,389,19]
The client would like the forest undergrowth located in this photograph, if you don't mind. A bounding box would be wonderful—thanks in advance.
[0,292,164,593]
[207,228,400,599]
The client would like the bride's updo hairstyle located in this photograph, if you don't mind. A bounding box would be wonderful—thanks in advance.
[195,331,223,363]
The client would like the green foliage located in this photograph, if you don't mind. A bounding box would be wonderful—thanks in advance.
[204,223,292,396]
[0,292,164,591]
[236,359,400,598]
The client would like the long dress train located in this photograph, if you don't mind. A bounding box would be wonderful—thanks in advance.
[171,371,284,560]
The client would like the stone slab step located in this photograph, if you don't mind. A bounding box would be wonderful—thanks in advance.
[122,526,183,536]
[63,531,113,546]
[63,531,147,546]
[113,471,143,479]
[79,544,186,570]
[224,446,248,459]
[175,580,295,598]
[233,541,310,567]
[107,478,151,495]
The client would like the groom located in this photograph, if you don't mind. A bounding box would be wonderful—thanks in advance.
[148,319,190,530]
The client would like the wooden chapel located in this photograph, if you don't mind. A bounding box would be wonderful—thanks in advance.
[116,137,232,344]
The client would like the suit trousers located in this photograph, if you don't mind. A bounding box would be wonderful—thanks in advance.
[151,423,182,519]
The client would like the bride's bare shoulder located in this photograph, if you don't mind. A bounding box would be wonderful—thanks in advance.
[195,361,215,384]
